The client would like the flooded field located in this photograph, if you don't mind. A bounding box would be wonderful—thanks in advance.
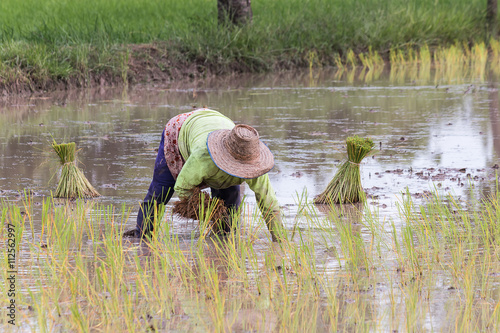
[2,68,500,331]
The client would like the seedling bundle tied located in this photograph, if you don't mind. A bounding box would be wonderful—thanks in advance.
[52,140,100,199]
[314,136,374,204]
[173,187,228,234]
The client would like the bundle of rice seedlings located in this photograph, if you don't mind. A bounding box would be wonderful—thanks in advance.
[314,136,374,204]
[52,140,100,199]
[173,187,228,233]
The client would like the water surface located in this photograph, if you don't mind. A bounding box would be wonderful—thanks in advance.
[1,69,498,223]
[2,68,500,331]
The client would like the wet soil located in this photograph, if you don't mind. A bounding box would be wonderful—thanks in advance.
[0,43,275,97]
[366,166,500,200]
[2,69,500,228]
[3,70,500,332]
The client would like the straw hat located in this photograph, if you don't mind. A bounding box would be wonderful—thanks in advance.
[207,124,274,179]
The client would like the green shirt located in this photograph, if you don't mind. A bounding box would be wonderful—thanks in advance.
[174,109,281,230]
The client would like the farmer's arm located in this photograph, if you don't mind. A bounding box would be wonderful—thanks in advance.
[174,151,217,199]
[246,175,284,242]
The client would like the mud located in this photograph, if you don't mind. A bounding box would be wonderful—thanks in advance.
[2,67,500,333]
[368,166,499,196]
[1,69,500,229]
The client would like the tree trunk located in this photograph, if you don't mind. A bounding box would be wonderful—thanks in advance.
[487,0,498,37]
[218,0,253,26]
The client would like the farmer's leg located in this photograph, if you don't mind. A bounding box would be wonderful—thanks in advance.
[211,185,241,233]
[136,130,176,237]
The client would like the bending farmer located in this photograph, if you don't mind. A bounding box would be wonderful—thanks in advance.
[123,108,284,241]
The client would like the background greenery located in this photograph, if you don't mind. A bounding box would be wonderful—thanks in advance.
[0,0,492,89]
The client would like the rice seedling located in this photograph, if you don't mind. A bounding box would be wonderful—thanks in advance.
[374,40,500,85]
[333,213,371,273]
[419,44,431,65]
[361,64,384,83]
[333,53,344,71]
[346,49,357,68]
[390,47,407,67]
[314,136,374,204]
[358,47,384,71]
[470,42,488,79]
[52,140,100,199]
[4,174,500,332]
[172,187,228,236]
[346,67,356,84]
[490,38,500,76]
[389,65,408,84]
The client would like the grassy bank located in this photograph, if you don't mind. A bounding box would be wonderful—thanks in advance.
[2,187,500,331]
[0,0,495,93]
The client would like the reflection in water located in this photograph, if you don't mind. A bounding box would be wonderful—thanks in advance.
[2,69,500,331]
[1,69,500,223]
[489,83,500,157]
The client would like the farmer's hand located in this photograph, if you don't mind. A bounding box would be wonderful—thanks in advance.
[267,211,285,242]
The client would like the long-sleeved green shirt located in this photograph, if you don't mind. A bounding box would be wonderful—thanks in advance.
[174,109,282,235]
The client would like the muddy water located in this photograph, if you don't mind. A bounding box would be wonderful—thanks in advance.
[1,69,499,223]
[2,68,500,331]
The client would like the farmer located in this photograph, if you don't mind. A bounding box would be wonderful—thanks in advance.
[123,108,284,242]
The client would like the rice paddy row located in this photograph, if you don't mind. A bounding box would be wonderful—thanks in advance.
[1,186,500,332]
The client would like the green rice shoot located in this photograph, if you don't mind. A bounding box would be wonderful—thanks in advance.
[52,140,100,199]
[314,136,374,204]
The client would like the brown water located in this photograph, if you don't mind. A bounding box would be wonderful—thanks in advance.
[1,69,499,224]
[2,68,500,331]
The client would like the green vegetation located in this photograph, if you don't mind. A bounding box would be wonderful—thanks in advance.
[173,187,229,235]
[0,0,497,92]
[51,141,100,199]
[315,136,374,204]
[2,187,500,331]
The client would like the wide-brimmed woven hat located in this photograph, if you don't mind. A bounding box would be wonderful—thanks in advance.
[207,124,274,179]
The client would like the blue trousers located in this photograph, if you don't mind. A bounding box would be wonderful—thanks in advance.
[136,130,241,236]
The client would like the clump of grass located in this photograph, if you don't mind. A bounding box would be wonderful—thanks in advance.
[314,136,373,204]
[52,140,100,198]
[359,46,384,71]
[173,187,228,233]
